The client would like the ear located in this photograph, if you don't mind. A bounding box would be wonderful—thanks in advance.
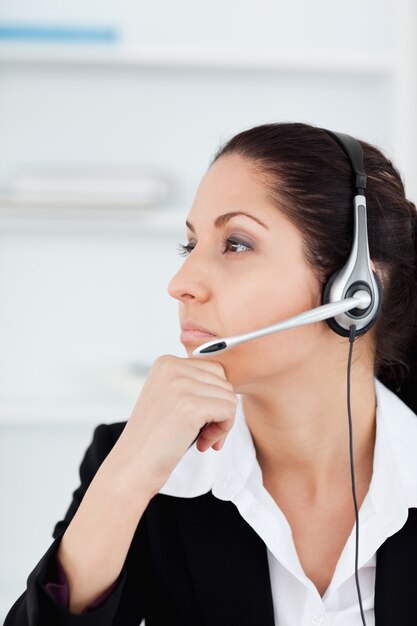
[370,258,388,290]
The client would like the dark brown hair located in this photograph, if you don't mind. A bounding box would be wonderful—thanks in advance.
[210,122,417,396]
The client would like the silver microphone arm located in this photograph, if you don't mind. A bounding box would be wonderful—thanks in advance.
[192,290,372,356]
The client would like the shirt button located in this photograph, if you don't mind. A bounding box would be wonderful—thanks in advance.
[311,615,326,625]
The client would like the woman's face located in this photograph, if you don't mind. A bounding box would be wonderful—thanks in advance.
[167,154,334,393]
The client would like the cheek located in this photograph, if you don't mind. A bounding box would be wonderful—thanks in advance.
[226,270,318,335]
[212,281,324,384]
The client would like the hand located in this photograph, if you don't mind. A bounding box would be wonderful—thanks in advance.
[113,354,238,496]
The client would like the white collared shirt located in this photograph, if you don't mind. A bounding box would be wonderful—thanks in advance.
[158,377,417,625]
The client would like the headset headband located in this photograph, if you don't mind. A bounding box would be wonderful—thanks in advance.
[323,130,367,194]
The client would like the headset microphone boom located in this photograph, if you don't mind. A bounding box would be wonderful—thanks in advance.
[192,291,371,356]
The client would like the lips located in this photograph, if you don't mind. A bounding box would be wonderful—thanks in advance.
[181,319,215,335]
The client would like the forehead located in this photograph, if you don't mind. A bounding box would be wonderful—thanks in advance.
[188,154,277,223]
[200,154,267,199]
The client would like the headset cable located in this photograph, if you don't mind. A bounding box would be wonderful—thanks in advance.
[348,323,367,626]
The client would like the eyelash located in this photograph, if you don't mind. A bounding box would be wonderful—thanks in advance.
[177,236,252,257]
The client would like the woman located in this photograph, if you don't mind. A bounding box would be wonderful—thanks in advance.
[5,122,417,625]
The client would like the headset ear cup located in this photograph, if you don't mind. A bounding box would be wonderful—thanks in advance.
[322,269,383,338]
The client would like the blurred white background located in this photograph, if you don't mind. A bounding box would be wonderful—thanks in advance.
[1,0,416,623]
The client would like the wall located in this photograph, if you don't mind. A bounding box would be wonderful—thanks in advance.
[1,0,416,622]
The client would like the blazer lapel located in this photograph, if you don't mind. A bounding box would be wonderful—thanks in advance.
[175,493,417,624]
[175,491,276,626]
[374,507,417,625]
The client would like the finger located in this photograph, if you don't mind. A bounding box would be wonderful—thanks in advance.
[211,435,227,451]
[196,421,231,452]
[186,371,235,393]
[185,357,227,379]
[193,383,237,405]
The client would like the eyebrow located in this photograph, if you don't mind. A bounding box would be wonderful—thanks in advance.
[185,211,269,232]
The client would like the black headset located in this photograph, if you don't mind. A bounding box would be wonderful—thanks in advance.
[193,128,384,356]
[322,128,381,626]
[321,129,383,336]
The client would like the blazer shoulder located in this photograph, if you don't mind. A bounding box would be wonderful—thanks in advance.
[91,419,128,446]
[106,419,128,442]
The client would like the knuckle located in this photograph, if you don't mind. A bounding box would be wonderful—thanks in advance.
[155,354,169,367]
[212,361,226,376]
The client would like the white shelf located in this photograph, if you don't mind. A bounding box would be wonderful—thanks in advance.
[0,370,149,425]
[0,203,187,234]
[0,403,132,426]
[0,44,395,75]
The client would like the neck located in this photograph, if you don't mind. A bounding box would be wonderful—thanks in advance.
[242,363,377,501]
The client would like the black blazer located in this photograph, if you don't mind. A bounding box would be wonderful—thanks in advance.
[4,419,417,626]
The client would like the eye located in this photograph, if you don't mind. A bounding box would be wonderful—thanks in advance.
[177,236,253,256]
[177,242,193,256]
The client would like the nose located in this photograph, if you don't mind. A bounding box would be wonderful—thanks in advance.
[167,255,210,303]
